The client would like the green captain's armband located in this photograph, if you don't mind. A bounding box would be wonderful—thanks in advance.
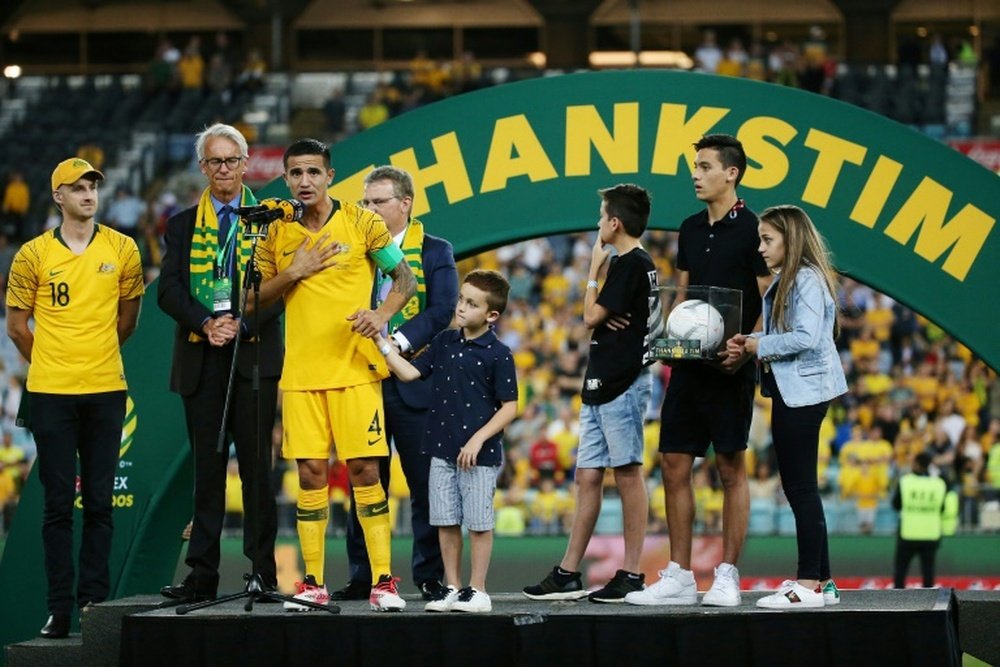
[370,243,404,272]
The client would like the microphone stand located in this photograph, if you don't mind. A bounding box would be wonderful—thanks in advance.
[174,212,338,615]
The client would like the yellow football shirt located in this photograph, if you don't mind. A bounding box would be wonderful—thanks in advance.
[257,200,399,390]
[6,225,144,394]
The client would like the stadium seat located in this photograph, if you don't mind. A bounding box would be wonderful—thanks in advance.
[836,500,862,535]
[979,502,1000,531]
[776,503,796,536]
[594,497,623,535]
[874,501,898,534]
[822,497,839,532]
[748,498,776,535]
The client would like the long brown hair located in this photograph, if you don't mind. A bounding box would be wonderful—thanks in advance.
[759,205,840,337]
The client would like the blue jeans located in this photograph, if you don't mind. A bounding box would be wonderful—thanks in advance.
[577,373,651,469]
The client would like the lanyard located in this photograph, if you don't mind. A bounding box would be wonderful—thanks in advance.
[216,211,239,279]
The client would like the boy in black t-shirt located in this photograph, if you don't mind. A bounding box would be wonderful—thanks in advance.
[524,183,661,603]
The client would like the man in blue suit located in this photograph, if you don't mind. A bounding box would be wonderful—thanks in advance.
[331,165,459,601]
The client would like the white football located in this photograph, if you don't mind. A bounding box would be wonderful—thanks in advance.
[665,299,725,351]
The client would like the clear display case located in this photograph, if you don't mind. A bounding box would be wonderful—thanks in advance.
[650,285,743,361]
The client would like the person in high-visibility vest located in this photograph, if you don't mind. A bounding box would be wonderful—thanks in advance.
[892,452,950,588]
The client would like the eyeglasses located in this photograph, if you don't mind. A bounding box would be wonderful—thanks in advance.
[201,156,245,170]
[358,196,400,207]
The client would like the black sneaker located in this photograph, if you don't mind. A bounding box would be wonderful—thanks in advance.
[419,579,447,601]
[523,566,589,600]
[328,579,369,601]
[588,569,645,603]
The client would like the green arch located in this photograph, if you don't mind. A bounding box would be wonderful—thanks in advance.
[1,69,996,656]
[262,70,997,369]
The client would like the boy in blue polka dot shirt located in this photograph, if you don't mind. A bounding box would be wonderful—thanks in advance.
[371,269,518,612]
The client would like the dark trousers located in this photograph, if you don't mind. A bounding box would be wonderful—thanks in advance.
[182,345,278,591]
[893,537,939,588]
[346,380,442,586]
[32,391,125,614]
[765,371,831,581]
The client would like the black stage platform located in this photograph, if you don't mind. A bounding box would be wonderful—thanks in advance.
[118,588,960,667]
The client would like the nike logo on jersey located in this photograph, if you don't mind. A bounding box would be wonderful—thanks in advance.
[282,249,296,256]
[49,269,64,276]
[368,437,382,446]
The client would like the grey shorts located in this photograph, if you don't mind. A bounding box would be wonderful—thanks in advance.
[429,456,500,531]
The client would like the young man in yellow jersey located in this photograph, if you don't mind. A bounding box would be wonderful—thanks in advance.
[254,139,417,612]
[6,158,144,638]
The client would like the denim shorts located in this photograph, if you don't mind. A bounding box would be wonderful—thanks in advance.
[576,372,651,469]
[428,457,500,531]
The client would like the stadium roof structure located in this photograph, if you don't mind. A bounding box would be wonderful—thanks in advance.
[894,0,1000,21]
[293,0,542,29]
[1,0,243,34]
[592,0,843,25]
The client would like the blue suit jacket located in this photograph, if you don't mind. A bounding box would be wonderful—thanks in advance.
[388,232,458,410]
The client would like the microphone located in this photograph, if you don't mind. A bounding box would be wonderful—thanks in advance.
[234,198,304,223]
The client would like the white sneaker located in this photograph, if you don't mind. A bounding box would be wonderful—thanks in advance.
[756,580,824,610]
[370,574,406,612]
[624,562,697,606]
[821,580,841,605]
[702,563,742,607]
[451,587,492,613]
[283,575,330,612]
[424,586,459,612]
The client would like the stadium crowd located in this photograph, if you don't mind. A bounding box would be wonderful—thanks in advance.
[1,27,998,542]
[5,225,998,540]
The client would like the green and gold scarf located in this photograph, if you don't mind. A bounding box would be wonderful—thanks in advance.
[386,218,427,330]
[189,185,257,311]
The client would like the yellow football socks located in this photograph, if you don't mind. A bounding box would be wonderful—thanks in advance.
[353,482,392,585]
[295,487,329,584]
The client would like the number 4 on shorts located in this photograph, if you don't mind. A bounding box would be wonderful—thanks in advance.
[367,411,383,445]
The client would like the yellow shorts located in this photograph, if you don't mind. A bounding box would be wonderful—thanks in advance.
[281,382,389,461]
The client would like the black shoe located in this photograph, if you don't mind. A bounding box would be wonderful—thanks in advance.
[328,579,369,601]
[40,613,70,639]
[588,569,644,603]
[160,578,215,602]
[256,582,281,603]
[523,566,589,601]
[418,579,446,601]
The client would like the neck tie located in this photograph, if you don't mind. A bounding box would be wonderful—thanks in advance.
[218,204,233,242]
[218,204,236,277]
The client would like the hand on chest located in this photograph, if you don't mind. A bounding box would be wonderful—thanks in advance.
[277,229,356,271]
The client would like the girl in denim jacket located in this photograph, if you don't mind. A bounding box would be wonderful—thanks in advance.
[727,205,847,609]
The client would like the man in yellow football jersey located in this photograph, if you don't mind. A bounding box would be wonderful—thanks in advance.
[6,157,144,638]
[333,166,457,604]
[254,138,417,612]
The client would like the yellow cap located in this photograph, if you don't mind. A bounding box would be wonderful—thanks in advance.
[51,157,104,192]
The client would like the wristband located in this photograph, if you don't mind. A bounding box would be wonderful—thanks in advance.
[379,342,393,356]
[586,280,599,289]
